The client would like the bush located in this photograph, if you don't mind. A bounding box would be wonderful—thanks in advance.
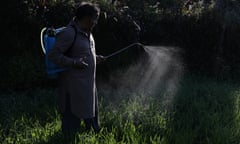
[2,0,240,89]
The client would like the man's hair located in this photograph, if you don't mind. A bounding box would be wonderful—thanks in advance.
[75,2,100,20]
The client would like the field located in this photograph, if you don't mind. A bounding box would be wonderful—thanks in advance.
[2,0,240,143]
[1,74,240,144]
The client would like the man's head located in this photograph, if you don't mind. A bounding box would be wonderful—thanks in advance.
[75,2,100,32]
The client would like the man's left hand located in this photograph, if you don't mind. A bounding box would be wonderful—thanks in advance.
[96,55,106,64]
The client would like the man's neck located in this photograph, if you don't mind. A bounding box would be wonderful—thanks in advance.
[76,20,91,34]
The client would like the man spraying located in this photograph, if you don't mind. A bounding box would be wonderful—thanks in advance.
[48,2,105,137]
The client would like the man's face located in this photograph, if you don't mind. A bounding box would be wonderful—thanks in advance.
[85,14,99,31]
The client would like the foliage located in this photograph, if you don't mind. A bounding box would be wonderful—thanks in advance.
[1,0,240,89]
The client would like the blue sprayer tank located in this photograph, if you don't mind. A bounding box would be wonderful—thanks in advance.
[40,27,67,79]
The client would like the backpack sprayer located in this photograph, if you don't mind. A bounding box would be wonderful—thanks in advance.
[40,26,70,79]
[39,2,145,79]
[41,29,143,79]
[40,4,144,78]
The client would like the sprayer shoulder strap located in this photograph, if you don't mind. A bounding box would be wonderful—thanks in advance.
[65,25,77,54]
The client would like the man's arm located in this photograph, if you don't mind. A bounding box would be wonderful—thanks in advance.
[48,28,88,68]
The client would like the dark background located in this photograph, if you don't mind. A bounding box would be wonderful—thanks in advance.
[1,0,240,90]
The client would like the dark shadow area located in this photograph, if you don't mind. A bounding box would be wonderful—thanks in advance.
[0,88,60,143]
[38,131,63,144]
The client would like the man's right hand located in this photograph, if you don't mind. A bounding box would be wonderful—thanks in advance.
[73,57,88,68]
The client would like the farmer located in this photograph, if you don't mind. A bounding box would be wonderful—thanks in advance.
[48,2,105,136]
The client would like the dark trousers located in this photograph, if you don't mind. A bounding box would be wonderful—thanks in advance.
[61,94,100,136]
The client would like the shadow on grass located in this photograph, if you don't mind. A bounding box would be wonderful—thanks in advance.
[166,75,240,144]
[0,87,63,143]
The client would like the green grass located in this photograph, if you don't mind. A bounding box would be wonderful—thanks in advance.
[1,75,240,144]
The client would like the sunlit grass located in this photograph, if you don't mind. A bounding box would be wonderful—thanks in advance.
[1,75,240,144]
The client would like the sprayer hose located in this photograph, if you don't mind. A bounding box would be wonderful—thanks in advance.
[40,27,47,55]
[105,42,143,59]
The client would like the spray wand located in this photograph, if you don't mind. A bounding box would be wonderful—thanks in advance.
[104,43,143,59]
